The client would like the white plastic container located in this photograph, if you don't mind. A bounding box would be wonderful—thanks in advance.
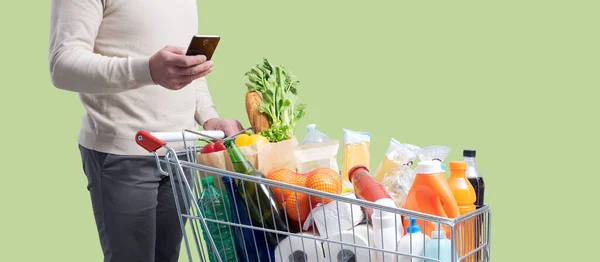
[397,217,430,262]
[424,224,452,262]
[301,124,331,145]
[371,198,404,262]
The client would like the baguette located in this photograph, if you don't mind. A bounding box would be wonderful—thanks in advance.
[245,91,270,133]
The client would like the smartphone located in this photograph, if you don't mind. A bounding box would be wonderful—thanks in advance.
[185,35,220,60]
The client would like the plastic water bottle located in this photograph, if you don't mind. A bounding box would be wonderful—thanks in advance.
[424,224,451,262]
[301,124,331,145]
[200,176,239,262]
[397,217,430,262]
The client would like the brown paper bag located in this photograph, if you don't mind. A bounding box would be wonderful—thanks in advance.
[224,145,259,172]
[256,136,299,175]
[196,150,230,190]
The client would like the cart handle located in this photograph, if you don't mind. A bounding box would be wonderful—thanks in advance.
[135,130,225,152]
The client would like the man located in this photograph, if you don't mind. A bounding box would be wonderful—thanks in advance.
[48,1,243,261]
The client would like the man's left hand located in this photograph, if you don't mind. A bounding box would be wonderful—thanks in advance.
[203,118,244,137]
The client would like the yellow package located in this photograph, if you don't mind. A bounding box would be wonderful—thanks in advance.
[341,128,372,182]
[373,138,419,182]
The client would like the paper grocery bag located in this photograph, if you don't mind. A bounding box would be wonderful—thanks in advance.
[224,145,259,172]
[196,150,230,190]
[256,136,299,175]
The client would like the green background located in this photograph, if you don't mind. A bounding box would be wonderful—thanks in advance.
[1,0,598,261]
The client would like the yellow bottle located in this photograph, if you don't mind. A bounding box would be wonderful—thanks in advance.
[341,129,371,182]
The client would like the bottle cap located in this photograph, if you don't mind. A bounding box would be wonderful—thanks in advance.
[200,176,214,187]
[449,161,467,170]
[414,161,443,175]
[347,165,369,182]
[463,149,476,158]
[431,223,446,239]
[405,217,421,234]
[307,124,316,131]
[221,176,233,183]
[223,138,235,147]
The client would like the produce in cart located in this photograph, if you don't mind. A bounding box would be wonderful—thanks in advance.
[244,58,306,142]
[243,58,307,174]
[266,168,342,227]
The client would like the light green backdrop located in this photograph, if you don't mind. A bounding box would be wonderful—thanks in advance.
[0,0,598,261]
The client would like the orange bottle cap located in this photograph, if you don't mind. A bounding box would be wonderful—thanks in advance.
[449,161,467,170]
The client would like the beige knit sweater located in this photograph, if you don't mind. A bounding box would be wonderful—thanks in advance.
[49,0,219,155]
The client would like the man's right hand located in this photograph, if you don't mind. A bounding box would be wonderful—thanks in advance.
[149,45,214,90]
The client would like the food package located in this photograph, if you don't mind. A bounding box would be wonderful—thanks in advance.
[417,145,451,170]
[374,139,421,208]
[294,140,340,174]
[341,128,372,182]
[373,138,419,182]
[256,136,299,175]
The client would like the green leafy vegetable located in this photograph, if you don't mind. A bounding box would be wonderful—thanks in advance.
[244,58,306,142]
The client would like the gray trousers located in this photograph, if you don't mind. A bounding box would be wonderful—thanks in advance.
[79,145,191,262]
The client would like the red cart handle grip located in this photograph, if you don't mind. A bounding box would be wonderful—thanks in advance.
[136,130,167,152]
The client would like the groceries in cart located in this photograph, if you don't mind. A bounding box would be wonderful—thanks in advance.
[136,58,490,262]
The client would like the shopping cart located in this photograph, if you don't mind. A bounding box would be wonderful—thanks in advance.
[135,129,492,262]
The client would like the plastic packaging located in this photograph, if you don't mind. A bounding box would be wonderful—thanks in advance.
[398,217,430,262]
[294,139,340,174]
[417,146,451,173]
[403,161,460,239]
[341,128,372,182]
[376,139,421,208]
[374,138,418,182]
[199,176,240,262]
[301,124,331,145]
[424,224,451,262]
[222,176,274,262]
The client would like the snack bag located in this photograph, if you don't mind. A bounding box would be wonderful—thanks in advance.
[417,145,451,171]
[377,140,421,208]
[294,139,340,174]
[256,136,299,175]
[341,128,372,182]
[374,138,419,182]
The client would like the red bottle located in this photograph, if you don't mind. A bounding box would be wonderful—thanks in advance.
[348,165,397,221]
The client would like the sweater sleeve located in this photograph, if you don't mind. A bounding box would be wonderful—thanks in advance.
[48,0,155,94]
[193,77,220,126]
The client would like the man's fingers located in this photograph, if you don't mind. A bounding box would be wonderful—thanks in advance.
[162,45,187,55]
[178,61,213,76]
[168,54,207,67]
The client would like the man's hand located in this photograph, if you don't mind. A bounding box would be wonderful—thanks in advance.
[149,45,214,90]
[203,118,244,137]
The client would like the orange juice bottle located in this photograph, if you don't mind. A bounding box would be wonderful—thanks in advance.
[404,160,460,239]
[448,161,477,262]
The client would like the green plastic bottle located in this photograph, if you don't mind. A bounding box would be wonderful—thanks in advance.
[199,176,239,262]
[223,138,294,245]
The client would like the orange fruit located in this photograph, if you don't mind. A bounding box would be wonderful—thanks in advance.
[266,169,306,203]
[284,191,311,224]
[305,168,342,205]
